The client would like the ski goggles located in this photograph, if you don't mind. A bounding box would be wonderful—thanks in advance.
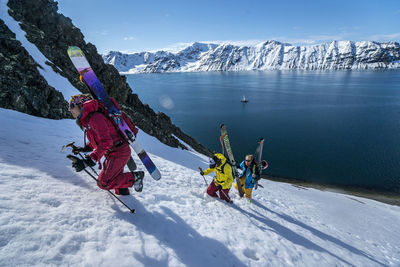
[69,94,92,109]
[209,158,216,168]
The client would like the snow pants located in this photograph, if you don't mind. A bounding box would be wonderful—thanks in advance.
[97,144,135,191]
[207,181,231,203]
[234,176,253,199]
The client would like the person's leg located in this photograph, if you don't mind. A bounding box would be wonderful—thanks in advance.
[97,148,134,191]
[207,181,219,197]
[244,188,252,199]
[234,176,246,192]
[219,188,232,203]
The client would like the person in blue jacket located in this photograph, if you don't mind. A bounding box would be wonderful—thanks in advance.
[234,154,260,199]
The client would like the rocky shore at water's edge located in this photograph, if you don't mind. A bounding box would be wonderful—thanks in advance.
[262,175,400,206]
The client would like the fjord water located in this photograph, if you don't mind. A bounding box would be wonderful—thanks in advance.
[127,71,400,193]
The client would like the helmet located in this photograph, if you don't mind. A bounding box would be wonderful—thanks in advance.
[209,155,221,168]
[69,94,92,109]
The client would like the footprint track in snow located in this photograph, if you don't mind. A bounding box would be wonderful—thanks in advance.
[243,248,260,261]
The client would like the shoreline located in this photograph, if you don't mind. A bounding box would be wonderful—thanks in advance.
[262,175,400,206]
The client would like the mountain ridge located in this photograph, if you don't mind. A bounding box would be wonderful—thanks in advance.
[104,40,400,73]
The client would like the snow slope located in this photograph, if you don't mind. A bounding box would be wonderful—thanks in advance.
[0,108,399,266]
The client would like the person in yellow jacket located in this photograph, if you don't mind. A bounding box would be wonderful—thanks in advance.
[199,153,233,203]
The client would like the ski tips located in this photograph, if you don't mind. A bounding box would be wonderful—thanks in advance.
[67,46,85,57]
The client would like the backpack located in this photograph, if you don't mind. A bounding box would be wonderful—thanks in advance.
[90,99,138,143]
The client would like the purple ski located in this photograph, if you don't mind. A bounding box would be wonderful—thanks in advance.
[68,46,161,180]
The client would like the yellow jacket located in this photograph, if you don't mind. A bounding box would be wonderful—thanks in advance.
[203,153,233,189]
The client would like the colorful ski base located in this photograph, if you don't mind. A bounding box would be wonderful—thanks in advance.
[220,124,244,197]
[67,46,161,180]
[67,47,118,114]
[131,141,157,175]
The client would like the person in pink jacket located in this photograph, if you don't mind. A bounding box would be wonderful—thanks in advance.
[68,94,144,195]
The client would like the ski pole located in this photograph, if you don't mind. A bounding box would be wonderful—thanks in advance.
[66,155,135,213]
[198,167,208,186]
[218,186,230,200]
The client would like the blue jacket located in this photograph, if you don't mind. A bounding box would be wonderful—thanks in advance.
[239,161,260,189]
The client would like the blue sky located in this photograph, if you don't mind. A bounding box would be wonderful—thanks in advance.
[58,0,400,54]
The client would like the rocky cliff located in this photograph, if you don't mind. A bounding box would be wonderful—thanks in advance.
[0,19,69,119]
[1,0,211,156]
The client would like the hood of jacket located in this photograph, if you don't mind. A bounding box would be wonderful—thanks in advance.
[78,100,99,126]
[214,153,227,169]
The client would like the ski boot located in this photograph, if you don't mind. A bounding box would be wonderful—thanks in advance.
[133,171,145,192]
[115,188,130,195]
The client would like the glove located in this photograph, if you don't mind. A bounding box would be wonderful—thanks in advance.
[200,170,204,176]
[72,145,93,155]
[215,182,222,190]
[72,156,96,172]
[84,155,96,167]
[72,159,85,172]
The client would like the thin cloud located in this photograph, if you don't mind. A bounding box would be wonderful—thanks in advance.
[123,36,136,41]
[368,33,400,41]
[292,26,303,30]
[95,30,109,36]
[200,39,267,46]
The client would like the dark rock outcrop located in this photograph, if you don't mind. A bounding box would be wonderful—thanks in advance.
[0,19,69,119]
[4,0,211,156]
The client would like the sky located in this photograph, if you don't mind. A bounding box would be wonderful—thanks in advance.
[57,0,400,54]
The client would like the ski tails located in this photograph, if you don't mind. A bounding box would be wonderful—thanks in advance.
[67,46,161,180]
[220,124,244,197]
[131,141,161,180]
[253,138,268,189]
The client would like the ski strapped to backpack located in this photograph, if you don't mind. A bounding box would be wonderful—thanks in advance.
[220,124,244,197]
[253,138,268,189]
[68,46,161,180]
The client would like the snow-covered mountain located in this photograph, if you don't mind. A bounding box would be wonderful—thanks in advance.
[103,41,400,73]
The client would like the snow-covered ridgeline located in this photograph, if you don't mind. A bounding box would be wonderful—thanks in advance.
[103,41,400,74]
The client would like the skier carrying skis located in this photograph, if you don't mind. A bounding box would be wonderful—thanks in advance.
[234,154,260,199]
[68,94,144,195]
[199,153,233,203]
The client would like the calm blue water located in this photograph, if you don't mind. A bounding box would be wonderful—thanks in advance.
[127,70,400,193]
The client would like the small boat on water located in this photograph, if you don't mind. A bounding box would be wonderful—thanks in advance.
[240,95,248,103]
